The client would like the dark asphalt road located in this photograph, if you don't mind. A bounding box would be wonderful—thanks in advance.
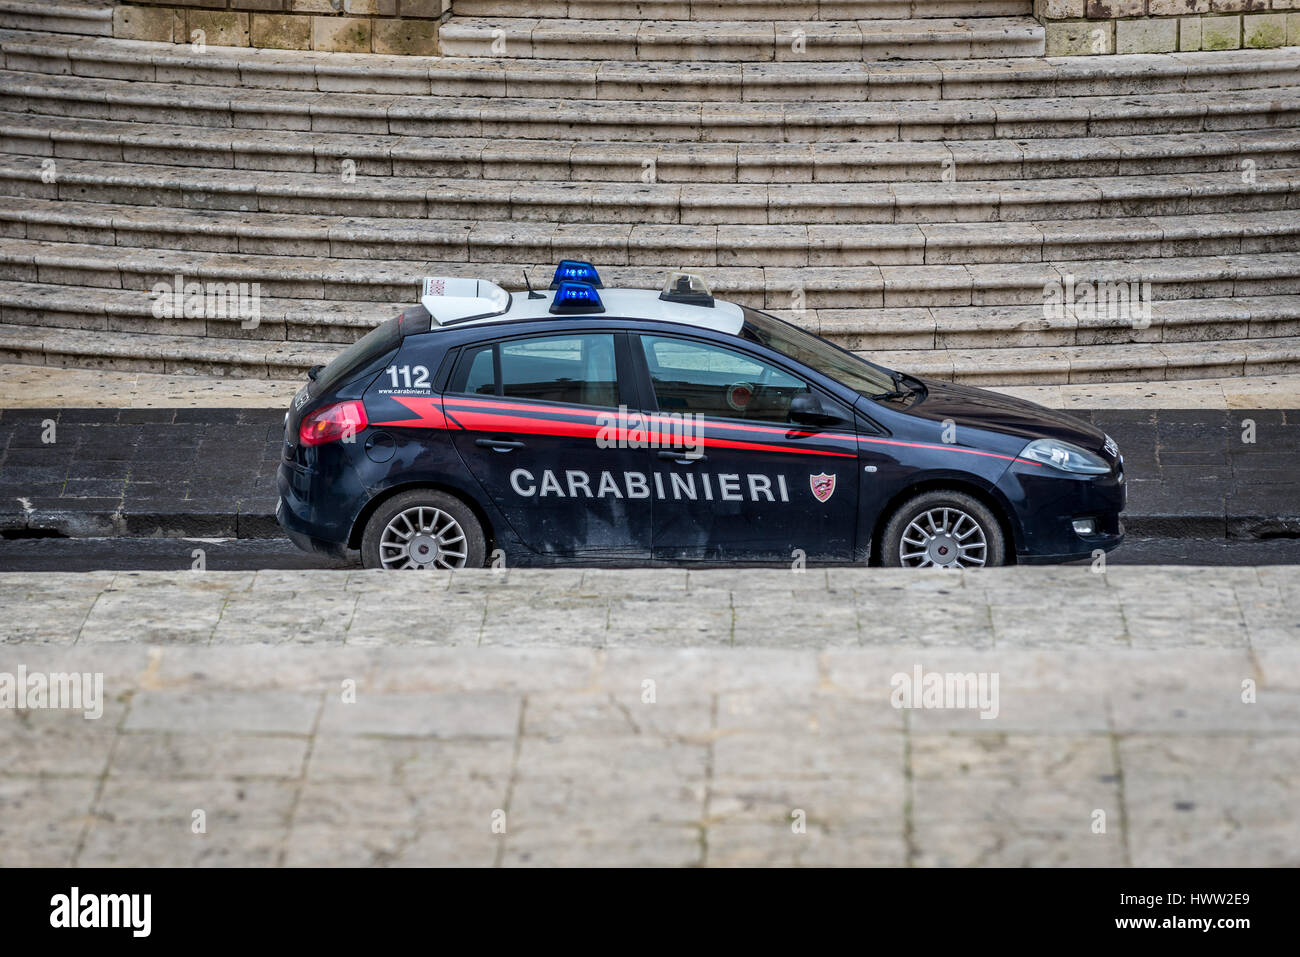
[1,535,1297,571]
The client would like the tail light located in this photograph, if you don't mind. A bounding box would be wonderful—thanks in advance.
[299,400,368,447]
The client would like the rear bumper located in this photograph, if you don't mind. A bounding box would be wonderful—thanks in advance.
[276,462,355,557]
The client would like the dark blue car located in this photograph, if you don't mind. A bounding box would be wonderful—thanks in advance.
[278,264,1125,569]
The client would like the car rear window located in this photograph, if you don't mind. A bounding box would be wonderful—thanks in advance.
[314,314,404,394]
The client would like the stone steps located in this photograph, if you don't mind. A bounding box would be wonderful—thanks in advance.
[0,1,110,38]
[3,316,1296,385]
[870,336,1300,386]
[3,110,1296,184]
[805,297,1300,351]
[5,30,1296,101]
[0,23,1297,385]
[5,68,1298,144]
[3,194,1299,268]
[0,280,383,343]
[437,16,1046,61]
[2,152,1293,225]
[3,236,1298,311]
[5,276,1297,353]
[453,2,1033,20]
[0,321,339,378]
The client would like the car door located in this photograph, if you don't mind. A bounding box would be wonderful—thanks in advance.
[635,333,860,563]
[444,330,654,559]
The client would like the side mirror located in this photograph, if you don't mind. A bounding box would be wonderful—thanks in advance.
[789,393,847,428]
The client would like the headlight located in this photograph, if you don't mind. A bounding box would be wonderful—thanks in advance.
[1019,438,1110,474]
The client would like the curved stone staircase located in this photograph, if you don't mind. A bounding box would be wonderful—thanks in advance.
[0,3,1298,383]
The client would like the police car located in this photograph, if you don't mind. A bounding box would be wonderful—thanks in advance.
[277,262,1125,569]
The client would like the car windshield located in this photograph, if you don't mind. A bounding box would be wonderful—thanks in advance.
[739,308,897,398]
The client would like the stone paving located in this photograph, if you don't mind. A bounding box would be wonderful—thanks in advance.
[0,566,1296,866]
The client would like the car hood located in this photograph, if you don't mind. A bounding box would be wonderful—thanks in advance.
[903,377,1107,451]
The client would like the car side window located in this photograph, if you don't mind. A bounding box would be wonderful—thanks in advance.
[449,333,620,408]
[639,334,812,422]
[450,344,496,396]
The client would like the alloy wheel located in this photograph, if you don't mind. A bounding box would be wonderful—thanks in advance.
[899,507,988,568]
[378,506,469,569]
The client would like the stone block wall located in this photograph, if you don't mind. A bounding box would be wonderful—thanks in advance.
[1036,1,1300,55]
[112,1,450,54]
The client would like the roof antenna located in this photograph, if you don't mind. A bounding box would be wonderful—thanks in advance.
[524,269,544,300]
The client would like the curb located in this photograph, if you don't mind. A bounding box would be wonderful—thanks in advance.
[5,510,1298,543]
[1,507,283,540]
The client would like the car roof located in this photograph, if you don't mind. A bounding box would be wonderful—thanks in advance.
[430,286,746,337]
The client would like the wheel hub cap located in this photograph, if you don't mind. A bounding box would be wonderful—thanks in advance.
[410,534,439,565]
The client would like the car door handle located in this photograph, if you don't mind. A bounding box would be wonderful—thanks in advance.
[657,450,705,464]
[476,438,525,452]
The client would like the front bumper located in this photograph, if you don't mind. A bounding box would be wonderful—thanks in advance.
[998,457,1127,563]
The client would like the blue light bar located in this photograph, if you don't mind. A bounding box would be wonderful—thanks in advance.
[550,260,603,289]
[549,280,605,315]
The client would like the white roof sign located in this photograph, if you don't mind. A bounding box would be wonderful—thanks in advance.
[420,277,511,325]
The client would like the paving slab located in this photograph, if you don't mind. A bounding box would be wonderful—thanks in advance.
[0,604,1296,867]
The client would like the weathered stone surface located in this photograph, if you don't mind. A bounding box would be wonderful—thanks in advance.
[1045,20,1115,56]
[371,18,438,55]
[311,15,372,53]
[1243,12,1288,46]
[1,633,1297,866]
[112,6,177,43]
[251,13,313,51]
[1202,14,1244,48]
[187,11,253,49]
[1116,17,1180,54]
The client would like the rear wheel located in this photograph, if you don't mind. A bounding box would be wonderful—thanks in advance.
[880,490,1006,568]
[361,489,486,570]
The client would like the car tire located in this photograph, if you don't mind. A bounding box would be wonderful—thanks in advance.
[361,489,487,570]
[880,490,1007,568]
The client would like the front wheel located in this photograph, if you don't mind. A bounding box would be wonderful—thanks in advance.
[880,490,1007,568]
[361,489,487,570]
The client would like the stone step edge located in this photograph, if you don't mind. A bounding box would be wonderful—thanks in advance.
[12,282,1300,350]
[450,1,1034,22]
[6,68,1298,127]
[6,278,1299,330]
[436,15,1047,51]
[2,153,1295,218]
[2,322,1296,387]
[4,239,1300,306]
[5,114,1297,184]
[4,196,1300,271]
[8,284,1300,364]
[5,27,1295,95]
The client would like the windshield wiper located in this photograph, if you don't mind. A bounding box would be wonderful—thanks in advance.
[868,371,916,402]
